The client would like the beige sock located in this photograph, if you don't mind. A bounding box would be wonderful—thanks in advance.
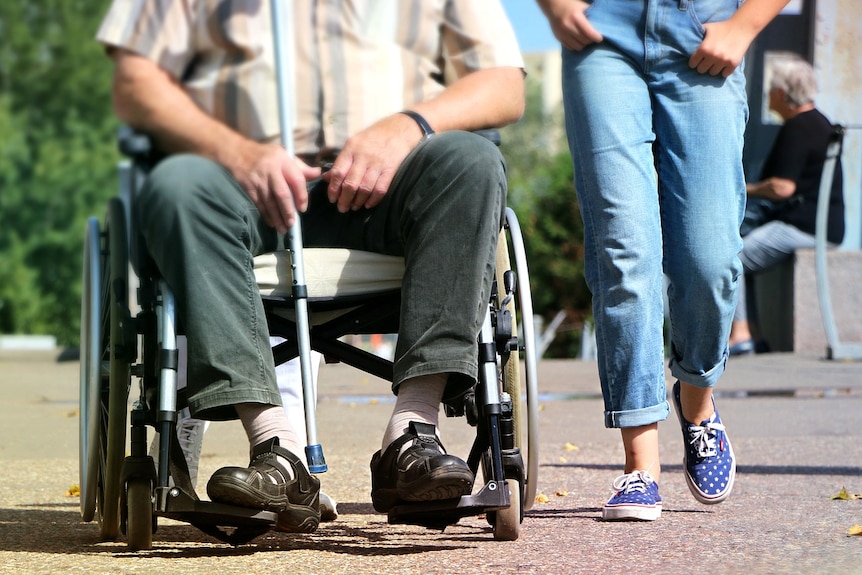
[235,403,306,474]
[381,374,447,452]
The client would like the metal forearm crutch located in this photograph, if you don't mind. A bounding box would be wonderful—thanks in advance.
[271,0,327,473]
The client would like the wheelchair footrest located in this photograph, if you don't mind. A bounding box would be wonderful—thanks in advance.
[387,480,511,531]
[155,486,277,545]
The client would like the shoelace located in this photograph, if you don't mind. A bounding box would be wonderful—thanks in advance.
[612,470,655,494]
[687,417,726,458]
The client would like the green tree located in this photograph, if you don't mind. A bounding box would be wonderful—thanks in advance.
[500,67,591,358]
[0,0,119,345]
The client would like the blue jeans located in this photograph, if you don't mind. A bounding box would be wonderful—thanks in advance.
[734,220,821,323]
[561,0,747,428]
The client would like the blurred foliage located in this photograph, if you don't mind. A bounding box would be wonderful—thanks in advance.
[0,0,119,345]
[0,8,590,357]
[500,68,591,358]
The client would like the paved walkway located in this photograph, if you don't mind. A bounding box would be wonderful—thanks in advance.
[1,350,860,574]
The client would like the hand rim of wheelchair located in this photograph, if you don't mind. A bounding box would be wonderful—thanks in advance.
[499,207,540,512]
[79,198,133,541]
[79,216,101,523]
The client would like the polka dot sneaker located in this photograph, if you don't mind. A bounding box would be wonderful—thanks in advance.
[602,470,662,521]
[672,381,736,505]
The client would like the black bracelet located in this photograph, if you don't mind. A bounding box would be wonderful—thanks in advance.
[399,110,435,140]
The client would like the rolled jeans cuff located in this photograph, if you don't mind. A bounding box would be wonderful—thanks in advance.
[604,399,670,429]
[669,354,727,389]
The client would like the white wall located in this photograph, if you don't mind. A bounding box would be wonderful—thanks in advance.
[814,0,862,248]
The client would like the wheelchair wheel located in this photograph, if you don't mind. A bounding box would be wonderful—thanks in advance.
[125,478,154,551]
[492,478,522,542]
[79,198,132,540]
[496,208,540,511]
[79,217,102,523]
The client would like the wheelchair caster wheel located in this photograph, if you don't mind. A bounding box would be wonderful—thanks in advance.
[125,478,154,551]
[491,479,521,541]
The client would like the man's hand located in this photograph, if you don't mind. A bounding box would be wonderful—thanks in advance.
[323,113,423,213]
[229,142,321,233]
[537,0,603,51]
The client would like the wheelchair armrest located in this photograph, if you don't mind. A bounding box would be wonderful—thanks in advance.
[473,129,502,147]
[118,125,152,157]
[117,125,166,170]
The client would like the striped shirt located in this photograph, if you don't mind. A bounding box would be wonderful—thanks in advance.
[96,0,524,156]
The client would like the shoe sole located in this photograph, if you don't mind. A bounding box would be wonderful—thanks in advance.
[276,506,320,533]
[397,467,474,503]
[372,469,474,512]
[602,504,661,521]
[208,477,320,533]
[207,476,289,510]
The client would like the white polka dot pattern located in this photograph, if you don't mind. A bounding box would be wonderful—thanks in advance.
[602,470,662,521]
[672,381,736,505]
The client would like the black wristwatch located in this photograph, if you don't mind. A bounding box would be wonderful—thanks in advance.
[399,110,435,140]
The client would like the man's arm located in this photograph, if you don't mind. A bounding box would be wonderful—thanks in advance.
[111,49,318,233]
[746,177,796,201]
[325,66,525,214]
[408,67,525,135]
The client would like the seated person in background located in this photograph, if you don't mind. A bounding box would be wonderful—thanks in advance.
[729,54,844,356]
[96,0,525,531]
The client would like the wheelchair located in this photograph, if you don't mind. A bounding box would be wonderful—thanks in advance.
[79,128,540,550]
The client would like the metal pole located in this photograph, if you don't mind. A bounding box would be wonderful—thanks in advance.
[270,0,326,472]
[814,126,862,361]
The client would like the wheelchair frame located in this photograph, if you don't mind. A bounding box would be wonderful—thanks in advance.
[78,135,540,549]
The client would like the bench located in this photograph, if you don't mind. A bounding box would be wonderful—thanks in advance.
[753,126,862,359]
[754,249,862,355]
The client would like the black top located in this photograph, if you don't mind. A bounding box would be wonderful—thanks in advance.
[760,109,845,244]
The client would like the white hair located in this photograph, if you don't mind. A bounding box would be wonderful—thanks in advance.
[769,53,817,107]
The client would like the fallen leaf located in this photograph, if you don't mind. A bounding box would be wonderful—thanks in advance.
[563,442,580,453]
[831,486,861,500]
[848,525,862,536]
[555,490,568,497]
[66,485,80,497]
[559,456,568,463]
[535,493,550,504]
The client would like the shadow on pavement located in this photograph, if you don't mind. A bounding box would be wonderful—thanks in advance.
[543,462,862,476]
[0,503,480,558]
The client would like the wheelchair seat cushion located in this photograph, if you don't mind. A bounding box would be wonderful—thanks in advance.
[254,248,405,299]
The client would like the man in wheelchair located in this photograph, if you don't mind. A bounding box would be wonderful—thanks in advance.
[96,1,525,532]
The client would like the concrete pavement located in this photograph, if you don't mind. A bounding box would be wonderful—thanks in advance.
[0,349,860,574]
